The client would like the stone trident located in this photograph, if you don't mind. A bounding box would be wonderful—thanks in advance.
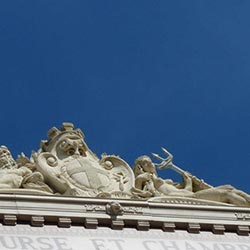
[152,148,212,190]
[152,147,185,175]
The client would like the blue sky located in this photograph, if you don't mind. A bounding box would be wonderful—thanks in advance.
[0,1,250,192]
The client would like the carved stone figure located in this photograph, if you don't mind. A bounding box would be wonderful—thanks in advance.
[0,146,31,189]
[16,153,53,193]
[0,146,52,193]
[35,123,134,197]
[132,155,193,199]
[134,154,250,206]
[131,155,158,198]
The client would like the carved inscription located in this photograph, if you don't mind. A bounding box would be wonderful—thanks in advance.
[0,236,249,250]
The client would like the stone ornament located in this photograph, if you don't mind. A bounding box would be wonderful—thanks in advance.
[35,123,134,198]
[0,122,250,207]
[106,201,124,216]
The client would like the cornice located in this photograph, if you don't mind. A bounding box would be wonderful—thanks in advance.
[0,193,249,236]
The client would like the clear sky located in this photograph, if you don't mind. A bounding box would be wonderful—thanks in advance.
[0,1,250,192]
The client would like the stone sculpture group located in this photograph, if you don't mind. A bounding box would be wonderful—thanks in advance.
[0,123,249,207]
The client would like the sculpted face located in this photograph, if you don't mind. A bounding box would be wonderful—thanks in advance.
[56,136,87,160]
[0,146,17,170]
[141,157,155,174]
[134,156,156,176]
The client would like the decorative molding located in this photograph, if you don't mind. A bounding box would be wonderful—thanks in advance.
[123,206,143,214]
[84,205,105,213]
[0,194,249,235]
[235,213,250,220]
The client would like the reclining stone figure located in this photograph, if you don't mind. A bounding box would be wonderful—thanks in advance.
[132,155,250,206]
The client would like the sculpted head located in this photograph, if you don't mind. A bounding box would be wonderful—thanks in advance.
[133,155,157,177]
[41,123,88,160]
[0,146,17,169]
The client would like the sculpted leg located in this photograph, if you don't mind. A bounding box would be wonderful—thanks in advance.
[225,191,249,206]
[194,188,250,206]
[0,175,23,189]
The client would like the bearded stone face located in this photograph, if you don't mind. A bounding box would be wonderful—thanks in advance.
[0,146,17,170]
[56,136,87,160]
